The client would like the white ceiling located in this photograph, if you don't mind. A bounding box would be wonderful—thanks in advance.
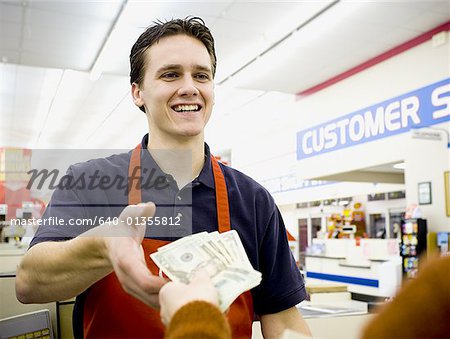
[0,0,449,150]
[313,161,406,183]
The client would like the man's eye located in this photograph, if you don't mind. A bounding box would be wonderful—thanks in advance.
[162,72,178,79]
[195,73,210,81]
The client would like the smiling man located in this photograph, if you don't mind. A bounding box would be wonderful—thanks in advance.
[16,17,311,338]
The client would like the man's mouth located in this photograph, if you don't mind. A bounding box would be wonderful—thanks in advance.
[172,104,201,112]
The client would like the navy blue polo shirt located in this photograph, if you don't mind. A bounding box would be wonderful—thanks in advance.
[31,134,306,321]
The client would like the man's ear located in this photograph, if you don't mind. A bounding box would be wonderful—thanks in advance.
[131,83,144,107]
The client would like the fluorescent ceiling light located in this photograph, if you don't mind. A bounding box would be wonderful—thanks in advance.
[89,0,128,81]
[33,68,64,146]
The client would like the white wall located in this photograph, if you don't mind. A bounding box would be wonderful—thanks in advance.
[403,127,449,231]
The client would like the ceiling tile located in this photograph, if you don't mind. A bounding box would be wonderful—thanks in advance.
[28,0,123,21]
[122,0,230,27]
[0,50,20,64]
[0,21,21,40]
[0,36,21,50]
[401,11,450,32]
[0,2,23,24]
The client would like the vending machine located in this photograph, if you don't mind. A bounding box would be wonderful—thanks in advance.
[400,218,427,279]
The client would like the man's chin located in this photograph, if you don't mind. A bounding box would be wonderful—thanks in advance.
[173,128,204,139]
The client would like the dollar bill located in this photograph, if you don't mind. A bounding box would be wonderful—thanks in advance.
[151,229,262,310]
[212,266,261,311]
[220,230,253,270]
[210,231,234,264]
[151,237,225,283]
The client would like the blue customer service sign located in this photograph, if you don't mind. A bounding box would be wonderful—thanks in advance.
[296,78,450,160]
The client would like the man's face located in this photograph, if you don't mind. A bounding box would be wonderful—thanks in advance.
[132,34,214,142]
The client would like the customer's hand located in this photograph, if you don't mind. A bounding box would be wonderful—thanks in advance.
[103,202,168,308]
[159,269,219,325]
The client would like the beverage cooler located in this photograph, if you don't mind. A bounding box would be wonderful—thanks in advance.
[400,218,427,279]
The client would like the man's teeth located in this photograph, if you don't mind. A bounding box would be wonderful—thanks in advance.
[173,105,199,112]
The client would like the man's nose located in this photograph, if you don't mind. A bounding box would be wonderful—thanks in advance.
[177,75,199,96]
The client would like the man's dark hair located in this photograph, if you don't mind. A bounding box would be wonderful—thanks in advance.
[130,17,216,113]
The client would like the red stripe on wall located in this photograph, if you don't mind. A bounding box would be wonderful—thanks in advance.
[296,21,450,99]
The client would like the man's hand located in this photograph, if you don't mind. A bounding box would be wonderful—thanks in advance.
[159,269,219,325]
[16,202,167,305]
[103,202,168,308]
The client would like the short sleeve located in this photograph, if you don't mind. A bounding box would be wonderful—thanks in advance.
[251,207,307,315]
[29,166,88,247]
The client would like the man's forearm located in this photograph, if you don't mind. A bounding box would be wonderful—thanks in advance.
[261,307,312,338]
[16,235,113,303]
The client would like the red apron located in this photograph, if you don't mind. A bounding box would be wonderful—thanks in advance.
[82,144,254,338]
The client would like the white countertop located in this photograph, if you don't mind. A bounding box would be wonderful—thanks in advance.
[297,300,368,318]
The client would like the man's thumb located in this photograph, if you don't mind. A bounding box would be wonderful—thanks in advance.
[121,202,156,220]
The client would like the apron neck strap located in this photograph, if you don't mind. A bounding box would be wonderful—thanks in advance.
[128,144,231,232]
[128,144,142,205]
[210,155,231,233]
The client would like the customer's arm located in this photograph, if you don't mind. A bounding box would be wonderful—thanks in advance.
[159,269,230,339]
[16,203,167,308]
[361,255,450,338]
[165,301,230,339]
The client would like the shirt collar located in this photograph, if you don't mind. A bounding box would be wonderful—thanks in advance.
[196,143,214,189]
[140,134,215,189]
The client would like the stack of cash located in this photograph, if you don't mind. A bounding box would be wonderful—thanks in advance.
[150,230,262,311]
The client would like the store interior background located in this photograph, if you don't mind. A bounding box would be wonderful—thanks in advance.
[0,1,449,338]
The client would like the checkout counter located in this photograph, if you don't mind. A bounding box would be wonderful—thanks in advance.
[0,242,74,338]
[252,297,372,339]
[304,238,402,298]
[253,238,379,339]
[0,243,55,323]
